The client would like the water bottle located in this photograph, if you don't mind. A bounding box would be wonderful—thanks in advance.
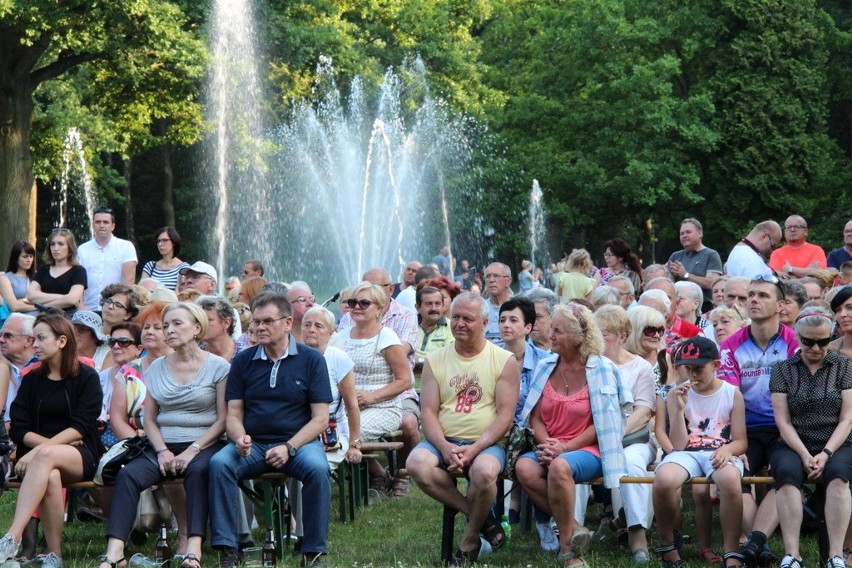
[500,513,512,545]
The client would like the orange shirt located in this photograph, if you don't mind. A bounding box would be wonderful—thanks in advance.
[769,242,826,272]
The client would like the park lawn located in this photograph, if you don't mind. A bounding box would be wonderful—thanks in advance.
[0,481,821,567]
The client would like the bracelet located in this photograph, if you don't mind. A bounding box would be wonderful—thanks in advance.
[823,447,834,458]
[155,447,169,454]
[190,442,202,452]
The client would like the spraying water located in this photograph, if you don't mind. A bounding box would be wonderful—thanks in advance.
[57,127,95,240]
[528,179,548,271]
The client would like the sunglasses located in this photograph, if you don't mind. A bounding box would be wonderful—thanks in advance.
[751,273,786,299]
[642,326,665,337]
[345,299,373,310]
[799,336,832,348]
[108,337,137,348]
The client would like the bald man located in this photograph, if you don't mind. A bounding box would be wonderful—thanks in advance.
[768,215,826,278]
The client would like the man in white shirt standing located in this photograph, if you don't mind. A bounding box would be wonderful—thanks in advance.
[77,207,138,311]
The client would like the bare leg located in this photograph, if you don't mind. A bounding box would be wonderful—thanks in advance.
[164,485,188,553]
[652,463,689,563]
[693,484,714,552]
[407,449,471,515]
[515,458,552,516]
[713,466,743,559]
[826,479,852,559]
[38,470,65,555]
[458,454,500,552]
[776,484,803,559]
[99,537,128,567]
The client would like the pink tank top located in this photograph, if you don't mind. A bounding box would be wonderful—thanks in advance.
[540,380,600,457]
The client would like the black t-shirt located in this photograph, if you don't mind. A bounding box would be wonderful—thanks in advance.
[33,264,87,296]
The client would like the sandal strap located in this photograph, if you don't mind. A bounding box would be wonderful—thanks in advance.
[723,551,745,566]
[180,553,201,568]
[653,543,677,556]
[96,554,126,568]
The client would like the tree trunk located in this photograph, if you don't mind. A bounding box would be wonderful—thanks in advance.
[122,157,137,247]
[0,58,37,259]
[157,120,175,227]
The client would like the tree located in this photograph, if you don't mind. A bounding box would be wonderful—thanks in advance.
[0,1,205,256]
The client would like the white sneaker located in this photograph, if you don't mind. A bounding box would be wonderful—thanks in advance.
[34,554,62,568]
[826,555,844,568]
[0,535,19,564]
[536,521,559,553]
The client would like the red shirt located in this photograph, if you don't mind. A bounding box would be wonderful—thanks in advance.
[665,316,700,351]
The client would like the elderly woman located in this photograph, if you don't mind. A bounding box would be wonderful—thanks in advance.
[709,304,750,346]
[71,311,111,370]
[829,286,852,359]
[330,281,410,490]
[675,281,707,341]
[516,303,631,568]
[27,229,86,315]
[594,305,656,564]
[0,314,103,566]
[624,306,667,386]
[100,284,140,335]
[779,280,808,328]
[770,307,852,568]
[97,302,229,568]
[141,227,190,291]
[196,295,237,363]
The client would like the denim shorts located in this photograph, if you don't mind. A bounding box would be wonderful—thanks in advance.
[415,438,506,470]
[518,449,602,482]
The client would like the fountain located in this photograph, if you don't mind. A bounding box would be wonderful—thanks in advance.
[55,127,95,240]
[207,0,273,290]
[528,179,548,271]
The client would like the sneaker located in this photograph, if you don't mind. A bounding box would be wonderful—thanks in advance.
[827,556,845,568]
[218,548,241,568]
[33,554,61,568]
[779,555,804,568]
[0,535,20,563]
[632,549,650,565]
[536,522,559,553]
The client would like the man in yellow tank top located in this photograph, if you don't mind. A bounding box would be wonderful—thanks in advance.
[407,292,519,566]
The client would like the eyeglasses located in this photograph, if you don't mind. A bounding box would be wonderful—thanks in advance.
[799,335,832,348]
[100,298,128,311]
[785,225,807,231]
[93,207,113,215]
[108,337,137,348]
[156,238,171,244]
[763,231,778,248]
[751,273,786,299]
[642,326,665,337]
[345,299,373,310]
[251,316,288,327]
[186,273,213,280]
[484,273,510,280]
[291,295,315,305]
[0,332,24,340]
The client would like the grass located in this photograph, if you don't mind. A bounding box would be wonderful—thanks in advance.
[0,478,826,566]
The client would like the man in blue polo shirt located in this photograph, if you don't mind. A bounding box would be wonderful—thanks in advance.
[209,292,332,568]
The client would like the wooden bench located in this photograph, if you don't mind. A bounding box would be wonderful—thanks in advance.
[3,472,294,552]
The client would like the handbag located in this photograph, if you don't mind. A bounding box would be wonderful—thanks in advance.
[622,428,650,448]
[94,436,155,485]
[502,424,536,479]
[134,486,173,532]
[321,399,343,452]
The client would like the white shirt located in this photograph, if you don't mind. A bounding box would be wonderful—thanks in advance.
[78,236,138,310]
[395,286,416,310]
[725,243,770,279]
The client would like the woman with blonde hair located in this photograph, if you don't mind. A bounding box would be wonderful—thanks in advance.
[516,303,631,567]
[519,260,535,293]
[558,249,597,303]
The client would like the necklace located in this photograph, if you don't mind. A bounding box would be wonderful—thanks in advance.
[557,360,585,393]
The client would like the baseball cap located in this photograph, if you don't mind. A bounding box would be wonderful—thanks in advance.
[674,336,719,366]
[180,261,218,281]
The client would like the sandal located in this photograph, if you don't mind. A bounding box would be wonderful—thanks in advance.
[844,548,852,567]
[697,547,722,563]
[390,476,410,498]
[722,551,745,567]
[653,536,685,568]
[479,511,506,550]
[96,555,126,568]
[779,555,804,568]
[449,538,481,567]
[180,553,201,568]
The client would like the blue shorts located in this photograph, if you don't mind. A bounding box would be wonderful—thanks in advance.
[415,438,506,470]
[518,449,602,482]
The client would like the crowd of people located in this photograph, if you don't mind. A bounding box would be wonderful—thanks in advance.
[0,209,850,568]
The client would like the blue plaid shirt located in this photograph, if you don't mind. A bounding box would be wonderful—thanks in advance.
[515,342,550,423]
[519,354,632,488]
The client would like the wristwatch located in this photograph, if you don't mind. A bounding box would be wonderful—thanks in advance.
[352,439,362,450]
[190,442,202,452]
[285,442,298,457]
[683,272,690,280]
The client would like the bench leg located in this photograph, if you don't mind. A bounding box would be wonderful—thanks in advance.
[816,484,829,565]
[441,504,457,565]
[336,465,348,523]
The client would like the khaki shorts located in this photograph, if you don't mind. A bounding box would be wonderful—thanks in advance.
[401,396,421,422]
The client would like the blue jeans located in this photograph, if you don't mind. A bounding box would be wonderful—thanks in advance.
[209,439,331,554]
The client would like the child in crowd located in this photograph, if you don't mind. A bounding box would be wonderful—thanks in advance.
[652,337,747,568]
[840,261,852,286]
